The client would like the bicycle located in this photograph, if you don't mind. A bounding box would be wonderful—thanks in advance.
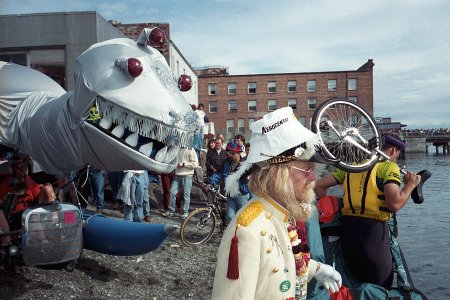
[179,183,228,246]
[312,98,431,203]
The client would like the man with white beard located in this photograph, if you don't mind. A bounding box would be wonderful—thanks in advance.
[212,107,341,300]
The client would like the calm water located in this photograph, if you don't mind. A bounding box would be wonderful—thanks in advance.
[317,152,449,299]
[396,153,450,300]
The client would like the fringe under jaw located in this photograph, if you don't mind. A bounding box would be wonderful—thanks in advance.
[96,97,196,148]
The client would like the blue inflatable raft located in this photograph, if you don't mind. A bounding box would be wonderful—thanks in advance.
[82,212,177,256]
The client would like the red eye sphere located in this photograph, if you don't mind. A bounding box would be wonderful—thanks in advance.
[178,75,193,91]
[128,58,143,78]
[148,28,166,48]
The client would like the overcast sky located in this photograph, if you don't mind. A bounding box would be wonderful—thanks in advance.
[2,0,449,129]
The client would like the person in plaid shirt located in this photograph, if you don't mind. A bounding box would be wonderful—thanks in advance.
[205,138,229,178]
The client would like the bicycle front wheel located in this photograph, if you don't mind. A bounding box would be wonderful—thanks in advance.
[312,99,381,173]
[180,208,216,246]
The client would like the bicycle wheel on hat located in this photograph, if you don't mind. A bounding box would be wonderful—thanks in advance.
[312,98,381,173]
[180,208,216,246]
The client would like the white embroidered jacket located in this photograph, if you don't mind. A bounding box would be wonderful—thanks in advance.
[212,197,318,300]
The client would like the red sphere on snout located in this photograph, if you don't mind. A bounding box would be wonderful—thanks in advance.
[178,75,193,91]
[128,58,143,78]
[149,28,166,48]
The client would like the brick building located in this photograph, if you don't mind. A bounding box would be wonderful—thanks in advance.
[197,59,374,141]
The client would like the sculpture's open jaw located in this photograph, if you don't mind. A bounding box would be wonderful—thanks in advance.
[84,97,196,167]
[86,119,179,165]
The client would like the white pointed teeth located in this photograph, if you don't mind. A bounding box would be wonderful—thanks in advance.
[111,124,125,138]
[99,117,112,129]
[155,146,168,162]
[164,146,179,163]
[139,142,153,157]
[125,133,139,147]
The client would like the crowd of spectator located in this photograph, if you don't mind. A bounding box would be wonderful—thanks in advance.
[381,128,449,135]
[401,128,449,134]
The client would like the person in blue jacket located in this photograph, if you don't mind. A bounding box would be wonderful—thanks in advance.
[208,139,250,223]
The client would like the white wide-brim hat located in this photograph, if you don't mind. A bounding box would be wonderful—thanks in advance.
[225,107,319,197]
[246,106,318,164]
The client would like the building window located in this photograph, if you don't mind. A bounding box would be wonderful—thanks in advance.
[248,118,255,128]
[308,98,317,110]
[0,52,27,66]
[288,80,297,92]
[208,83,217,95]
[268,81,276,93]
[227,119,234,134]
[248,100,257,112]
[288,98,297,110]
[228,100,238,112]
[248,82,256,94]
[298,116,306,126]
[228,83,236,94]
[348,96,358,102]
[268,99,277,111]
[238,119,245,133]
[328,79,337,92]
[209,101,217,113]
[348,78,357,91]
[307,80,316,92]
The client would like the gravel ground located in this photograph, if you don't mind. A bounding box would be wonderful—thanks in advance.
[0,183,220,300]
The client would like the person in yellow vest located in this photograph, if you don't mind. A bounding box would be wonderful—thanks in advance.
[314,133,421,289]
[212,107,341,300]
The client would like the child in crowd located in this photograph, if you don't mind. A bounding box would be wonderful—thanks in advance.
[207,140,250,223]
